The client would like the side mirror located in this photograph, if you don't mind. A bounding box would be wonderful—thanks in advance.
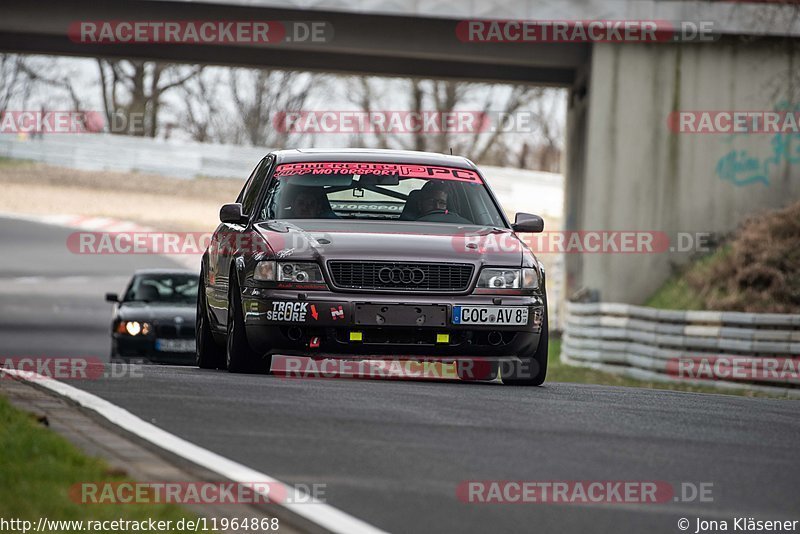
[220,203,247,224]
[105,293,119,303]
[512,213,544,233]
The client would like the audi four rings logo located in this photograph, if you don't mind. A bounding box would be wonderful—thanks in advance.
[378,266,426,284]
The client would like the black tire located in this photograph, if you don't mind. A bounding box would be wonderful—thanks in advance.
[110,339,119,362]
[503,309,549,386]
[196,270,226,369]
[225,277,265,373]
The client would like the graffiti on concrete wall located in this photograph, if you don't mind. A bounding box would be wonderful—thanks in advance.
[715,101,800,186]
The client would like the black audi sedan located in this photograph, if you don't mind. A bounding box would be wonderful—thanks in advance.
[197,148,548,385]
[106,269,198,363]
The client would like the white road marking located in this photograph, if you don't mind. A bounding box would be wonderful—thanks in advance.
[1,369,387,534]
[0,211,155,233]
[6,276,93,285]
[13,277,45,284]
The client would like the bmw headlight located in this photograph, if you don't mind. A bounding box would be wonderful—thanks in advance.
[477,268,539,290]
[116,321,151,336]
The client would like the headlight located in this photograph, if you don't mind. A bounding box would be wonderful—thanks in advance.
[254,261,325,285]
[278,262,325,284]
[116,321,151,336]
[521,268,540,289]
[254,261,276,281]
[477,268,539,290]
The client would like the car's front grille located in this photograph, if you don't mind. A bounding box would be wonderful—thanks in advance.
[327,261,474,292]
[155,324,195,339]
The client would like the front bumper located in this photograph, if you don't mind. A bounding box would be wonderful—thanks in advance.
[112,334,196,364]
[241,287,545,358]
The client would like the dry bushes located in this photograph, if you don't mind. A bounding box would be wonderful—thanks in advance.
[685,200,800,313]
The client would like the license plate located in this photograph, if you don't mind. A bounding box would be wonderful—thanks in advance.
[452,306,528,325]
[155,339,196,352]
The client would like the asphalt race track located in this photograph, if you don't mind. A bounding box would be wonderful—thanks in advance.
[1,216,799,533]
[0,216,180,358]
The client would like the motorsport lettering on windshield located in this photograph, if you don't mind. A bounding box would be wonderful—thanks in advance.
[273,162,482,182]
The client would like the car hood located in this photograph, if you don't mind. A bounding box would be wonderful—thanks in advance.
[117,303,196,323]
[254,220,524,266]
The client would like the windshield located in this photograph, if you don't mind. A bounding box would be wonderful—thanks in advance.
[124,273,199,304]
[257,162,507,226]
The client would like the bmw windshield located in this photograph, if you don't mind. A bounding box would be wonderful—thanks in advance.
[124,274,199,304]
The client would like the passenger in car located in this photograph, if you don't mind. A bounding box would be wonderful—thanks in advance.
[415,181,471,224]
[285,187,339,219]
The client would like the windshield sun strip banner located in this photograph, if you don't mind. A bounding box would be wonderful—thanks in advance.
[273,162,483,183]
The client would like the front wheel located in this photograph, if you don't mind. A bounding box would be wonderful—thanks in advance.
[196,270,226,369]
[503,309,549,386]
[226,278,267,373]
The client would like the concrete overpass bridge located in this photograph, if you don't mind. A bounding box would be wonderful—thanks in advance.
[2,0,799,302]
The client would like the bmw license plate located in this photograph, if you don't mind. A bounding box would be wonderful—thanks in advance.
[452,306,528,325]
[155,339,196,352]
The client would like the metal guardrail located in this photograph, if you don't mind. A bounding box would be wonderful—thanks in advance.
[0,134,269,179]
[562,302,800,397]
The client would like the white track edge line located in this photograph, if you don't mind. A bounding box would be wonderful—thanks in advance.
[2,370,388,534]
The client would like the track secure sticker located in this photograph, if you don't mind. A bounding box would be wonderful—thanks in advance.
[266,301,308,322]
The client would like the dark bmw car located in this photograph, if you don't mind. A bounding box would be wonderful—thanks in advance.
[197,148,548,385]
[106,269,198,363]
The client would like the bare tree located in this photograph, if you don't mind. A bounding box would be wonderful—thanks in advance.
[18,57,87,112]
[347,77,391,149]
[229,68,316,147]
[0,54,32,113]
[346,77,562,169]
[97,59,202,137]
[528,90,563,172]
[463,84,548,166]
[5,56,107,133]
[177,69,229,143]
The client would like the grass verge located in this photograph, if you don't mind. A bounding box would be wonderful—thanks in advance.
[0,394,199,532]
[645,246,731,310]
[0,156,35,168]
